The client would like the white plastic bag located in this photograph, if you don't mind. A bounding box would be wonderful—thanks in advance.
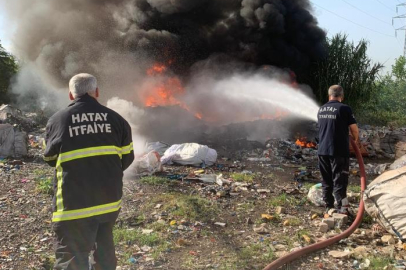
[307,183,324,206]
[133,151,162,175]
[146,141,170,156]
[161,143,217,166]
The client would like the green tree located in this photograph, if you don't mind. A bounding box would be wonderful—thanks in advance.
[0,41,18,104]
[359,56,406,126]
[391,55,406,81]
[310,34,383,112]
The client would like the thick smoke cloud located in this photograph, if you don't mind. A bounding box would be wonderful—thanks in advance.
[2,0,325,97]
[2,0,326,145]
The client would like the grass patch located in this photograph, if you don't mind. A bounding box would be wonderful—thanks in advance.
[33,168,54,195]
[140,176,169,186]
[368,256,394,269]
[238,241,275,266]
[286,217,302,226]
[218,260,240,270]
[362,213,374,225]
[182,240,275,270]
[266,173,275,179]
[147,221,169,232]
[296,229,311,242]
[147,193,218,222]
[348,185,361,193]
[303,182,317,190]
[33,168,53,177]
[39,255,55,270]
[36,176,53,195]
[230,173,254,183]
[114,227,171,264]
[151,241,171,260]
[268,193,300,207]
[236,202,255,212]
[113,227,161,246]
[282,236,295,250]
[239,243,270,260]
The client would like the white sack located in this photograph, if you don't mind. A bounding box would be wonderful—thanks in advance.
[146,141,170,156]
[390,154,406,170]
[133,151,162,176]
[363,166,406,241]
[0,124,27,158]
[307,183,324,207]
[0,124,15,158]
[161,143,217,166]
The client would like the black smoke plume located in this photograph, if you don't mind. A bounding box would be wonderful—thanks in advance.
[3,0,326,94]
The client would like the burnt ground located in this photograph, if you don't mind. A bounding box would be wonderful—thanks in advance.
[0,132,404,270]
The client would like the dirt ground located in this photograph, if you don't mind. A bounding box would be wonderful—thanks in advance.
[0,132,404,270]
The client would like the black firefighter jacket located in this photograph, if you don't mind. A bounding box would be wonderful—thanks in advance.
[43,94,134,223]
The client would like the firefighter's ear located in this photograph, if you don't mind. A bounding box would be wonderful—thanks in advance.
[69,91,74,101]
[95,88,99,98]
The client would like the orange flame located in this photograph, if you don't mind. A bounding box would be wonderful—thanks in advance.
[147,64,167,76]
[143,78,185,107]
[142,63,293,123]
[295,137,316,148]
[142,63,204,120]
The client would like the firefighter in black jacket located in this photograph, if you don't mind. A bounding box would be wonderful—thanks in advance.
[44,73,134,270]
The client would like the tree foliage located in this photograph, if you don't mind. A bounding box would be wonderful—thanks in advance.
[0,42,18,105]
[359,56,406,127]
[310,34,383,111]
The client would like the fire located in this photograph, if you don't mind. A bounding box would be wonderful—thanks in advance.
[143,77,185,107]
[194,112,203,119]
[147,64,167,75]
[141,63,204,120]
[295,137,317,148]
[141,63,293,123]
[142,63,186,108]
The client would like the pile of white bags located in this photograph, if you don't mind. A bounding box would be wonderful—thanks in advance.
[161,143,217,167]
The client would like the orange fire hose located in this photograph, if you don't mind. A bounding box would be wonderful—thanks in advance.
[262,138,367,270]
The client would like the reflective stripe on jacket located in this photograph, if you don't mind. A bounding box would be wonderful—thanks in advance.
[43,94,134,222]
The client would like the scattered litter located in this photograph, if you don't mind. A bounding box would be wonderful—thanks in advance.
[141,229,154,235]
[307,183,324,207]
[261,214,274,221]
[254,224,270,234]
[328,250,352,258]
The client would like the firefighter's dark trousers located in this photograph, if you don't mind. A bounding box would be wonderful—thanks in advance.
[53,218,117,270]
[318,155,349,209]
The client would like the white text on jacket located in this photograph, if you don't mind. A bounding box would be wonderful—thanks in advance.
[69,113,111,137]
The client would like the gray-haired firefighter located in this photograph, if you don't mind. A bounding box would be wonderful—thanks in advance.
[317,85,359,217]
[43,73,134,270]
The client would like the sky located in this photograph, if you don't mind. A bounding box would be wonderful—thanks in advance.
[312,0,404,73]
[0,0,404,74]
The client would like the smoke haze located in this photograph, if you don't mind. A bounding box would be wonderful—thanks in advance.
[2,0,326,144]
[2,0,325,95]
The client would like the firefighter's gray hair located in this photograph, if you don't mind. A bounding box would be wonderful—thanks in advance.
[69,73,97,98]
[328,85,344,98]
